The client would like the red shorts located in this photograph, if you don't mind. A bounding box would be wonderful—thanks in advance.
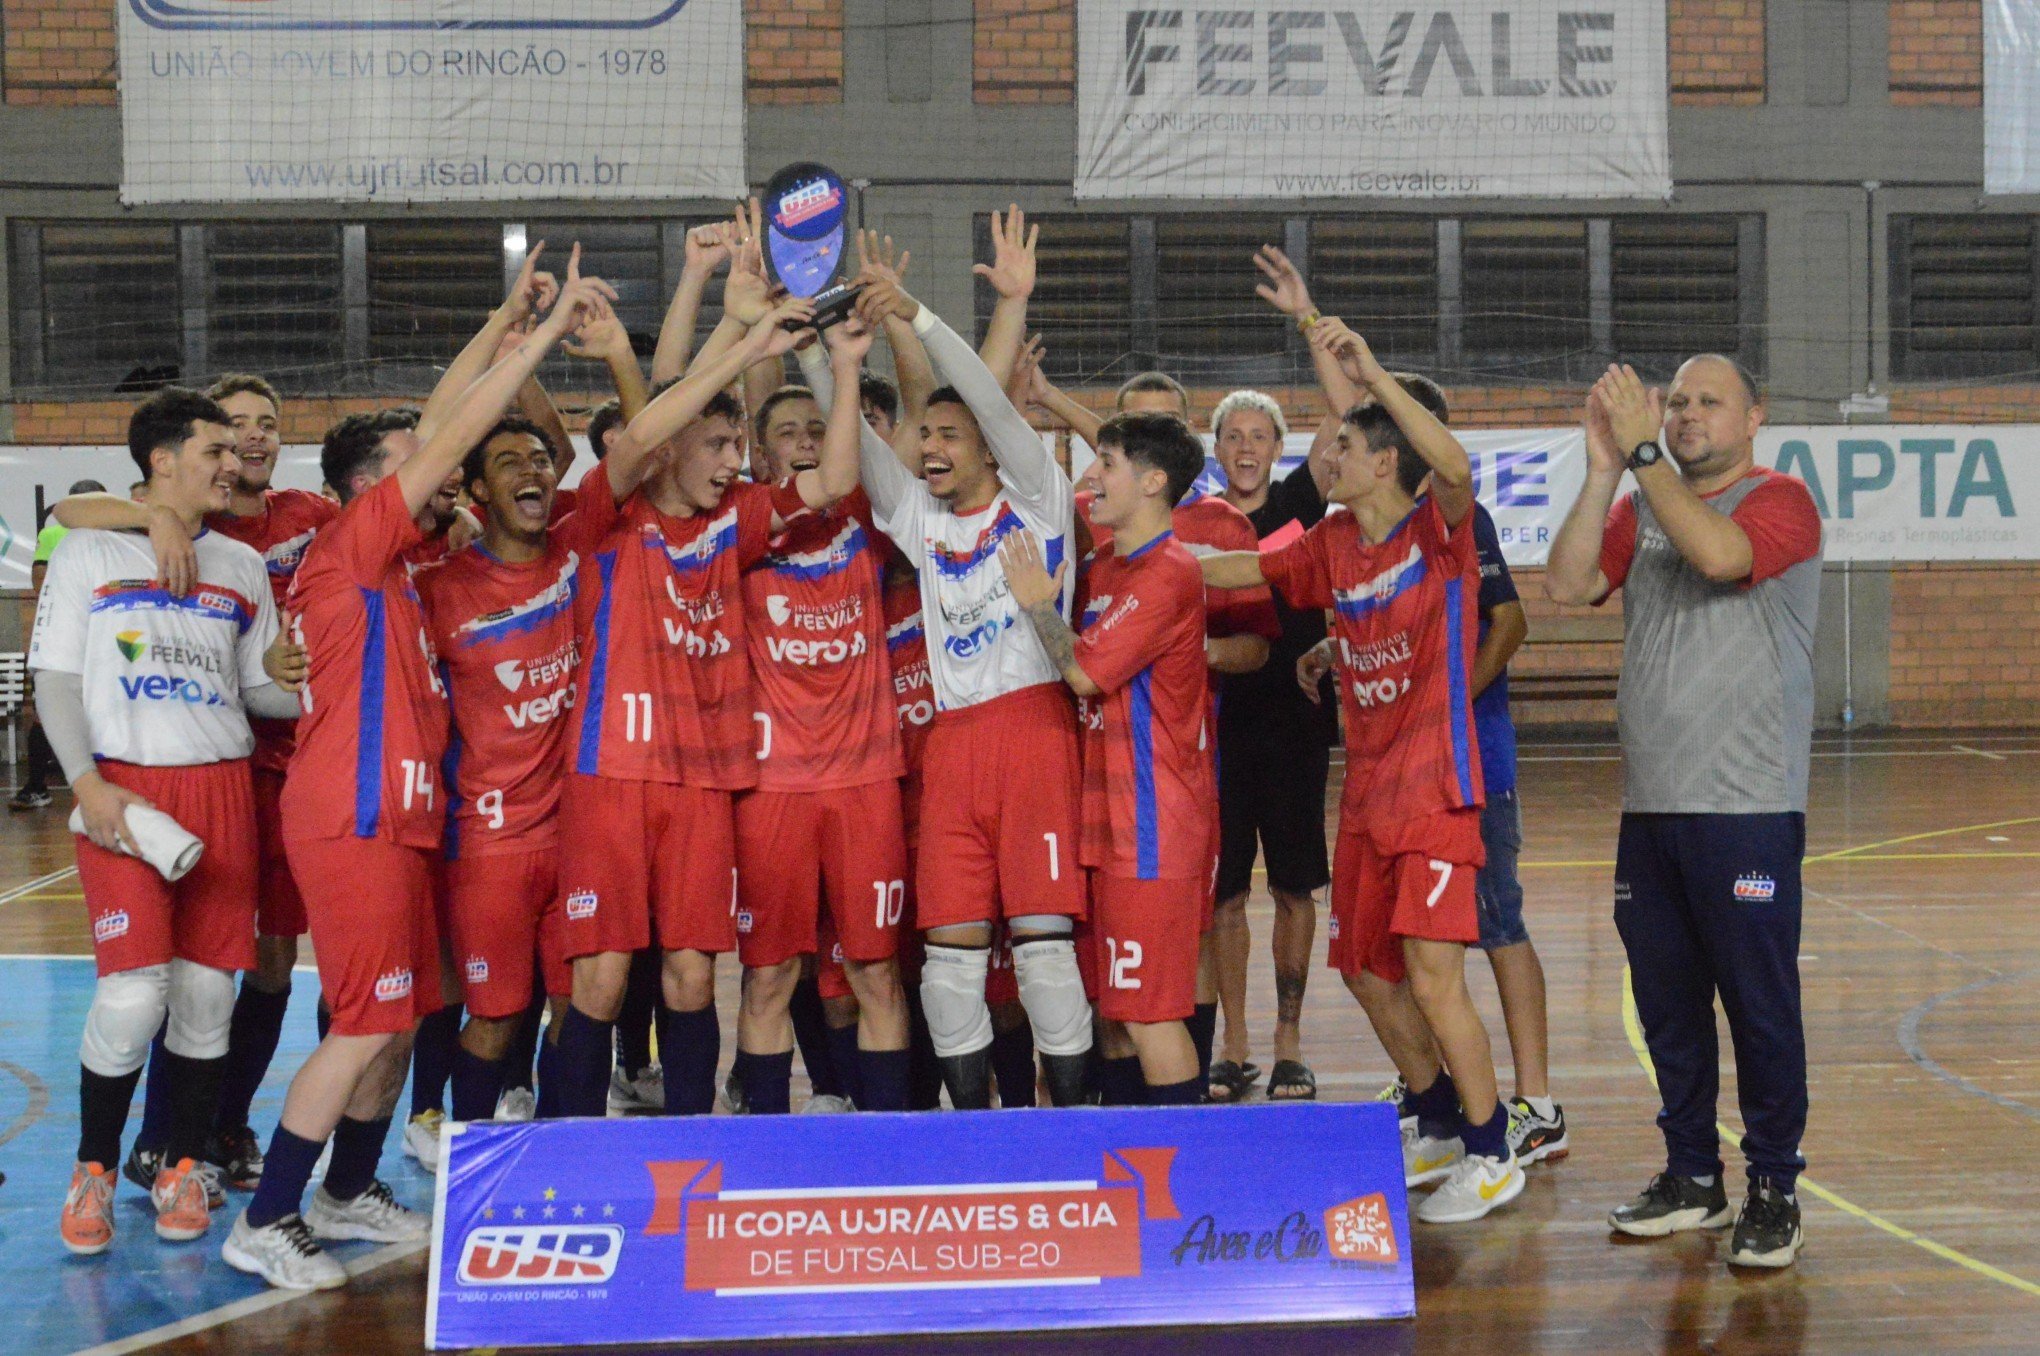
[251,769,305,939]
[556,775,736,959]
[287,835,442,1036]
[1327,828,1480,984]
[735,782,906,971]
[916,685,1084,930]
[817,897,925,1001]
[447,847,569,1017]
[76,759,258,979]
[1088,873,1202,1023]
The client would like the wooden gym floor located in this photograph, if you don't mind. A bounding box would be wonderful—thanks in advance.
[2,727,2036,1354]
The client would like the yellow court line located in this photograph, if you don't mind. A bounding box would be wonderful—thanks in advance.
[1618,967,2040,1301]
[1525,850,2040,871]
[1806,814,2040,863]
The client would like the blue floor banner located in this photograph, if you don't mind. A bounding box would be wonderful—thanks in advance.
[425,1104,1412,1348]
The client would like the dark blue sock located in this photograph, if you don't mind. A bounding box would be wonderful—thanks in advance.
[135,1028,172,1152]
[214,982,291,1132]
[990,1024,1037,1108]
[823,1025,865,1107]
[1145,1075,1205,1106]
[322,1114,392,1202]
[1096,1055,1144,1107]
[905,991,944,1111]
[858,1048,910,1112]
[736,1050,794,1115]
[410,1005,461,1118]
[247,1126,322,1228]
[788,978,840,1098]
[660,1006,721,1116]
[450,1046,507,1123]
[1187,1003,1218,1088]
[535,1035,562,1119]
[1462,1101,1508,1159]
[554,1006,615,1118]
[1408,1070,1464,1140]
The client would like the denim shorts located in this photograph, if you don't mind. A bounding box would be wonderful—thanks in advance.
[1474,790,1529,949]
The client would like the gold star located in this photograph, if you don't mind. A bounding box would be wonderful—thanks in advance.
[482,1207,495,1220]
[543,1187,558,1201]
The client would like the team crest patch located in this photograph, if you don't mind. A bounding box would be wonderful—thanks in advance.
[465,956,490,984]
[1733,873,1778,902]
[115,631,146,662]
[735,909,754,935]
[374,968,414,1002]
[1323,1192,1398,1264]
[1327,915,1341,940]
[565,889,598,921]
[93,910,130,943]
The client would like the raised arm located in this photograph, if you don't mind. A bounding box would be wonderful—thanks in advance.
[565,293,650,430]
[1601,364,1754,583]
[1312,317,1473,526]
[797,316,918,521]
[652,220,733,384]
[419,242,556,445]
[1199,550,1268,591]
[854,230,937,468]
[1545,387,1625,605]
[619,296,812,475]
[810,318,878,507]
[689,212,774,380]
[1255,245,1363,419]
[975,205,1037,388]
[1029,360,1105,451]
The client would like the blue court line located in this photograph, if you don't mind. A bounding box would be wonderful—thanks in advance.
[1897,969,2040,1125]
[0,957,436,1356]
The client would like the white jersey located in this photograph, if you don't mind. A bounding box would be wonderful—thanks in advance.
[29,527,279,766]
[803,309,1075,712]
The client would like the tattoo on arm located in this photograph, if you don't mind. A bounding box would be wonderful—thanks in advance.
[1023,600,1081,677]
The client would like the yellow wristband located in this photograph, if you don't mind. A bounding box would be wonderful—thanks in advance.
[1297,311,1321,333]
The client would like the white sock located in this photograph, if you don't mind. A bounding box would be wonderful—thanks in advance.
[1522,1095,1556,1121]
[1692,1174,1718,1187]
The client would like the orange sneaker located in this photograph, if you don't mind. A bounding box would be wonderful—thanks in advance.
[61,1162,116,1255]
[151,1157,213,1242]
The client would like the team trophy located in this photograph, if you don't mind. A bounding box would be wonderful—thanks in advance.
[762,162,861,329]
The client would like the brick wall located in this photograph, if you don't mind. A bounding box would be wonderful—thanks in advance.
[1,0,115,106]
[1669,0,1766,106]
[1888,0,1982,107]
[746,0,843,105]
[1888,564,2040,724]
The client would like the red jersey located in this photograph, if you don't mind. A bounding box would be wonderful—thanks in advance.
[742,489,902,791]
[281,475,449,849]
[883,561,933,778]
[1261,497,1484,850]
[1600,465,1823,591]
[1072,532,1215,880]
[1079,491,1279,642]
[208,488,342,775]
[418,468,623,858]
[566,478,808,788]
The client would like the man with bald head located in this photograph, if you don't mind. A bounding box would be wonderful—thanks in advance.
[1547,354,1822,1271]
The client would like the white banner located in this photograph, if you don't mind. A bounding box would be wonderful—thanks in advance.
[1986,0,2040,194]
[117,1,744,204]
[1074,0,1670,200]
[0,425,2028,584]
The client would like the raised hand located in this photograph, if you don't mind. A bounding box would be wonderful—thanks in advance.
[1310,316,1387,389]
[563,294,634,363]
[824,314,876,366]
[1253,244,1314,318]
[1008,333,1047,410]
[684,221,735,278]
[855,229,911,290]
[854,278,921,329]
[502,241,557,327]
[1597,364,1664,455]
[750,296,817,360]
[998,530,1065,612]
[973,204,1038,302]
[542,253,619,336]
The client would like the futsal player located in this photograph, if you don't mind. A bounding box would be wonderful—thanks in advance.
[38,389,295,1253]
[1002,412,1216,1105]
[1200,317,1524,1224]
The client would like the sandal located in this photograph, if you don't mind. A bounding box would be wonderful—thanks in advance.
[1206,1059,1261,1103]
[1266,1059,1318,1101]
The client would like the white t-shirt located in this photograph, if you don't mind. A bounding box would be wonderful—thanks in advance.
[808,309,1075,713]
[29,527,279,766]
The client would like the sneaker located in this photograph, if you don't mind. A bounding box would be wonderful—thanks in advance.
[60,1163,117,1255]
[9,787,52,812]
[1728,1179,1803,1269]
[494,1087,536,1122]
[608,1064,663,1113]
[799,1094,855,1115]
[1608,1172,1734,1237]
[193,1160,226,1210]
[305,1179,430,1245]
[402,1109,444,1172]
[1402,1121,1464,1187]
[207,1125,264,1189]
[721,1070,748,1115]
[223,1211,346,1291]
[1416,1151,1525,1224]
[121,1143,164,1194]
[151,1157,213,1241]
[1506,1097,1571,1166]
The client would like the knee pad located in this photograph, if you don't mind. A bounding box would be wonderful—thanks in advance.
[1008,914,1074,937]
[80,964,171,1077]
[165,959,237,1059]
[1011,939,1093,1058]
[918,946,994,1059]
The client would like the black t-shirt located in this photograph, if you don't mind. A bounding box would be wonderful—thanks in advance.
[1218,469,1339,746]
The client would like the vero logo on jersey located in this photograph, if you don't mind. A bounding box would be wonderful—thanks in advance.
[118,674,226,706]
[456,1225,623,1286]
[115,630,146,662]
[505,685,575,729]
[1733,873,1777,902]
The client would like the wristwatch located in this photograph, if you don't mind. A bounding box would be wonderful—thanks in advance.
[1626,439,1665,470]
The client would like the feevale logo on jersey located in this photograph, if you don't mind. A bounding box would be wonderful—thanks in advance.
[764,593,869,667]
[457,1225,624,1287]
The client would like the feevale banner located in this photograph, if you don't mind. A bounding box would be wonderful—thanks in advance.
[1075,0,1671,199]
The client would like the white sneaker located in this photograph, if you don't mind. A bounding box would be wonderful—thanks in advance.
[494,1087,536,1122]
[799,1094,855,1115]
[305,1179,430,1244]
[402,1110,443,1172]
[1403,1121,1465,1187]
[223,1211,347,1290]
[607,1064,663,1113]
[1415,1152,1525,1224]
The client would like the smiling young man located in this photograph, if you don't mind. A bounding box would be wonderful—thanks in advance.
[1200,318,1522,1225]
[1003,412,1216,1105]
[35,389,293,1256]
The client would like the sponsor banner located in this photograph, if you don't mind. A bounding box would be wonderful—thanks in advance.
[1987,0,2040,194]
[425,1105,1412,1348]
[1075,0,1671,200]
[117,1,744,204]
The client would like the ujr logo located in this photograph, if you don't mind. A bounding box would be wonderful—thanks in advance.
[457,1225,623,1286]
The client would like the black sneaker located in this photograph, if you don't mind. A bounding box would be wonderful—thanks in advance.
[121,1143,164,1194]
[8,787,51,812]
[1506,1097,1571,1165]
[207,1125,264,1190]
[1728,1178,1803,1268]
[1609,1171,1733,1237]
